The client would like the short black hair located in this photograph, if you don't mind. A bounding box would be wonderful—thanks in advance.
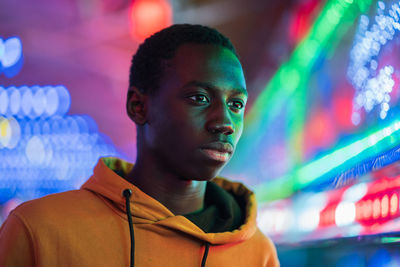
[129,24,238,95]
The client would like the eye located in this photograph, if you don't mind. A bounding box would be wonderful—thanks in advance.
[228,100,245,111]
[188,94,209,104]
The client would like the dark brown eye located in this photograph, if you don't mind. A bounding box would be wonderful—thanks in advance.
[228,100,244,110]
[188,95,209,103]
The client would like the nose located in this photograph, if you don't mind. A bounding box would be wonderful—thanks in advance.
[206,101,234,135]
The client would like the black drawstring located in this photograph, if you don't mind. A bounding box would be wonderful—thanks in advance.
[123,189,135,267]
[201,242,210,267]
[123,188,209,267]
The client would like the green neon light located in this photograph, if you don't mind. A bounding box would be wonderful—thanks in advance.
[296,120,400,186]
[381,237,400,244]
[256,119,400,202]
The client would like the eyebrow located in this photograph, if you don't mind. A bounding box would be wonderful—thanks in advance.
[182,80,248,97]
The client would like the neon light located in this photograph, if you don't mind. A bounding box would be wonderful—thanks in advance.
[256,118,400,203]
[381,237,400,243]
[296,119,400,186]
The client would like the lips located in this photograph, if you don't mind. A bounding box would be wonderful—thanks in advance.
[200,141,234,162]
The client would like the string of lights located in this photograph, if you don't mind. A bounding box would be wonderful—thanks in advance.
[348,1,400,123]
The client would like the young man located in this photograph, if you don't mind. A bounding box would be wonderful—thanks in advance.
[0,24,279,266]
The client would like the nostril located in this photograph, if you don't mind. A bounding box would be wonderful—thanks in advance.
[208,124,234,135]
[223,126,234,135]
[226,128,234,135]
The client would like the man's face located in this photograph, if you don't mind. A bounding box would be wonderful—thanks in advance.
[144,43,247,180]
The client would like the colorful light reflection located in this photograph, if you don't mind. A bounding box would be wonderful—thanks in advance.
[258,172,400,243]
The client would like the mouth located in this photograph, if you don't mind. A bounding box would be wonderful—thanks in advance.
[200,141,234,163]
[200,148,231,162]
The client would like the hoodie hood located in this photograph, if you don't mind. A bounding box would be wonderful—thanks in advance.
[81,157,258,245]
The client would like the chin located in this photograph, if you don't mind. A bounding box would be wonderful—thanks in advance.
[192,166,224,181]
[178,157,229,181]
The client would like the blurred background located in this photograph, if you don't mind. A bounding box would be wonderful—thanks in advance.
[2,0,400,266]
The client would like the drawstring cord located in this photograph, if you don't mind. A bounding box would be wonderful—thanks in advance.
[123,188,210,267]
[201,242,210,267]
[123,189,135,267]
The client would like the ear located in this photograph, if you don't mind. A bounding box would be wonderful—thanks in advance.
[126,86,148,125]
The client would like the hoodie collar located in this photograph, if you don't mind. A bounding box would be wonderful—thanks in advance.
[81,157,258,245]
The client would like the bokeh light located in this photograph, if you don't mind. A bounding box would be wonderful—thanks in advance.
[0,37,119,218]
[129,0,172,41]
[0,37,23,78]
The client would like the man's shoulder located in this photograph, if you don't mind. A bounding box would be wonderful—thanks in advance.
[10,189,98,225]
[253,227,277,249]
[250,228,280,266]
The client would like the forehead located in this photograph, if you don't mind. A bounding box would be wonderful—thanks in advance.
[161,44,246,93]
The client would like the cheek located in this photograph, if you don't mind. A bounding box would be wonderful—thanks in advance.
[148,111,203,150]
[173,117,205,144]
[147,97,207,147]
[234,116,244,138]
[167,104,206,137]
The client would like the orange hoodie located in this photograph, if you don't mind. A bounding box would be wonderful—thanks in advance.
[0,157,279,267]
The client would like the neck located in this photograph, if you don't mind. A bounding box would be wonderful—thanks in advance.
[126,157,207,215]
